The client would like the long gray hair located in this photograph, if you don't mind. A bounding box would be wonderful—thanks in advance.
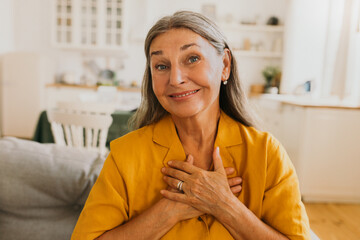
[130,11,256,129]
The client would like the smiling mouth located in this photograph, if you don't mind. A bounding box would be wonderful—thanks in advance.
[170,89,200,98]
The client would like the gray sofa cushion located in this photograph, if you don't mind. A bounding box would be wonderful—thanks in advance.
[0,137,105,240]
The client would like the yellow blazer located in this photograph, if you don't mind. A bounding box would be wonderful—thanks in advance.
[72,111,310,240]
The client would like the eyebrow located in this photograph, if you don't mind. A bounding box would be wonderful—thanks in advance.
[150,43,200,57]
[150,50,163,56]
[180,43,199,51]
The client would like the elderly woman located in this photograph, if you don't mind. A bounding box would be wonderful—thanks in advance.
[72,11,310,240]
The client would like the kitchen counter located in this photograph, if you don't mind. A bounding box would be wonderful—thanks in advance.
[46,83,141,92]
[44,83,141,111]
[250,94,360,203]
[250,94,360,109]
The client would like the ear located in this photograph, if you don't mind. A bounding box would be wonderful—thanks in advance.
[221,49,231,81]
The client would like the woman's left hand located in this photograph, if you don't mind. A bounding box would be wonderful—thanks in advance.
[160,147,238,217]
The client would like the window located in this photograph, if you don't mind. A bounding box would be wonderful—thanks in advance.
[321,0,360,104]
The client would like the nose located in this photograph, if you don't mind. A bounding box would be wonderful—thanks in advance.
[169,65,185,86]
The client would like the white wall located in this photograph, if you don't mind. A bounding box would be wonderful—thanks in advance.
[144,0,287,26]
[12,0,52,53]
[281,0,329,94]
[0,0,15,136]
[0,0,14,54]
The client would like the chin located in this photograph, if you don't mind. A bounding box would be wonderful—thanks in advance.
[167,105,204,119]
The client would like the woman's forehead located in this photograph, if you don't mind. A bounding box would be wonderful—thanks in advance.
[149,28,211,53]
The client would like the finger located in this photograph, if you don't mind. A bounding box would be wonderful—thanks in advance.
[163,175,184,190]
[166,185,179,193]
[160,189,189,204]
[225,167,235,175]
[228,177,242,187]
[168,160,199,174]
[230,185,242,194]
[213,147,225,174]
[186,154,194,165]
[162,166,189,181]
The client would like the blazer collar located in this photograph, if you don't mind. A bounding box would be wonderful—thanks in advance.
[152,111,243,168]
[214,111,243,169]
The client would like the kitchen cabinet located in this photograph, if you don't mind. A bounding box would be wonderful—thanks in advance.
[52,0,127,51]
[250,95,360,203]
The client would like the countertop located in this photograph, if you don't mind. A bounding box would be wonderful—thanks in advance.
[250,94,360,110]
[46,83,141,92]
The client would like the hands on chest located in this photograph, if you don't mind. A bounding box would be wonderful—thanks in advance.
[160,147,243,220]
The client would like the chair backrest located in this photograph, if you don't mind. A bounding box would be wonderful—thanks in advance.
[47,102,115,156]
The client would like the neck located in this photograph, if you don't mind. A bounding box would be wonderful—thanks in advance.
[171,109,221,150]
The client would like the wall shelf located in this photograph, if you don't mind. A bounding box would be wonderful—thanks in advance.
[46,83,140,92]
[233,50,283,58]
[221,23,284,33]
[219,20,285,91]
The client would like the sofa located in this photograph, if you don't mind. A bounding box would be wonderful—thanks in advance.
[0,137,105,240]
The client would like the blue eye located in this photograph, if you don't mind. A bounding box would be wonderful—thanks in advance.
[156,65,167,70]
[188,56,199,63]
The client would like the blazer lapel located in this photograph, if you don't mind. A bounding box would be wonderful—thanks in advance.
[152,115,186,167]
[152,112,243,171]
[214,111,243,177]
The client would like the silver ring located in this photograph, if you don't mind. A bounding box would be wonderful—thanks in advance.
[177,180,184,192]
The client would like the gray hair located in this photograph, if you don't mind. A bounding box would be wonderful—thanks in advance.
[130,11,256,129]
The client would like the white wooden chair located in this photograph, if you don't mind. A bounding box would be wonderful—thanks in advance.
[47,102,115,156]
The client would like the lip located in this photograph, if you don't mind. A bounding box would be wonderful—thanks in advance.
[168,89,200,100]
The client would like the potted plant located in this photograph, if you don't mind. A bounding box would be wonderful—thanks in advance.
[262,66,281,93]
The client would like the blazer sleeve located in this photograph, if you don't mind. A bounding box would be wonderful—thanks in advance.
[71,151,129,240]
[261,136,311,240]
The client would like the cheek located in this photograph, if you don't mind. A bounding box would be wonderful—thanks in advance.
[152,76,166,99]
[202,61,223,87]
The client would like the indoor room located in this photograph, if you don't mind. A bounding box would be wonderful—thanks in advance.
[0,0,359,239]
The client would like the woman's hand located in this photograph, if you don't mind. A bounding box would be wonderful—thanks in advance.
[160,189,203,222]
[160,147,241,217]
[160,155,204,222]
[226,168,243,194]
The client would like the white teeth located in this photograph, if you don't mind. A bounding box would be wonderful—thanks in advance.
[173,90,198,98]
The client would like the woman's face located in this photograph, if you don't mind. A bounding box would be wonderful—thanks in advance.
[149,28,231,119]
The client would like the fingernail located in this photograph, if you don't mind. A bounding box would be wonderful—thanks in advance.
[161,167,165,172]
[168,161,172,165]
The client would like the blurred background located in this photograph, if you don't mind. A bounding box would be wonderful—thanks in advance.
[0,0,359,239]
